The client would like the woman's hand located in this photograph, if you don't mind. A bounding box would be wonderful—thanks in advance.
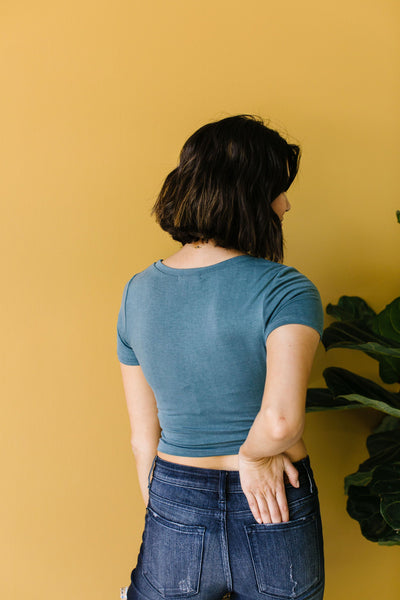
[238,451,300,524]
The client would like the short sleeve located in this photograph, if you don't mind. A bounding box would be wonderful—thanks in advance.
[116,277,140,365]
[264,268,324,342]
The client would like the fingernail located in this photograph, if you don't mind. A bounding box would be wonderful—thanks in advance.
[295,480,300,487]
[256,518,262,524]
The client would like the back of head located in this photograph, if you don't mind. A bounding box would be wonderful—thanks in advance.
[151,114,300,263]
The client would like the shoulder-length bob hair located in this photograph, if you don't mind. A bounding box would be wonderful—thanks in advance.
[150,114,300,263]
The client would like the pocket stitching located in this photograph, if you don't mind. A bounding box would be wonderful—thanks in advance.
[246,510,317,532]
[283,490,319,513]
[147,505,206,534]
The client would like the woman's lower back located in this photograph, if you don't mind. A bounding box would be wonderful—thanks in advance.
[157,438,308,470]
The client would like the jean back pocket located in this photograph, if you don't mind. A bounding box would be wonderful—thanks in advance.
[141,506,205,598]
[244,510,323,599]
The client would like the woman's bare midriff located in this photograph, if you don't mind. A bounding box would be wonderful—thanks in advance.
[157,438,308,470]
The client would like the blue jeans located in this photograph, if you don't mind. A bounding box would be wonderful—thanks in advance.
[126,454,325,600]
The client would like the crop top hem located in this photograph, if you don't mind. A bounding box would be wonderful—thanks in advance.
[157,438,243,457]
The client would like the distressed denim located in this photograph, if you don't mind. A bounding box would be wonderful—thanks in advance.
[126,454,325,600]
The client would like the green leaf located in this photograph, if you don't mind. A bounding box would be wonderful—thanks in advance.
[344,470,373,492]
[325,296,376,322]
[377,535,400,546]
[306,387,364,412]
[371,463,400,530]
[372,415,400,434]
[370,462,400,495]
[343,429,400,543]
[381,497,400,531]
[371,298,400,344]
[337,394,400,418]
[306,367,400,415]
[322,296,400,383]
[346,485,394,543]
[365,430,400,465]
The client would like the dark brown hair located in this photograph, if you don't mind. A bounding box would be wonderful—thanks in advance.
[150,114,300,262]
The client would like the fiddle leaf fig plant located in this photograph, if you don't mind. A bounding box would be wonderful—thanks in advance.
[306,214,400,545]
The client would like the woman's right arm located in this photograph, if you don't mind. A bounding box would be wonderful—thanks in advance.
[119,362,161,506]
[238,323,321,524]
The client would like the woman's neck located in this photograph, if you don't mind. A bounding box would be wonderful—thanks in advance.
[162,239,247,268]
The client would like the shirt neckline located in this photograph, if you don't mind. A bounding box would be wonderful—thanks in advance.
[153,254,254,276]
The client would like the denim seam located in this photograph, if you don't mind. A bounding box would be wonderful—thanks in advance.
[218,472,233,592]
[149,490,219,516]
[151,477,219,492]
[153,476,245,493]
[303,462,314,494]
[147,455,157,489]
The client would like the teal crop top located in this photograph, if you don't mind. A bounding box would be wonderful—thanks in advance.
[116,255,324,457]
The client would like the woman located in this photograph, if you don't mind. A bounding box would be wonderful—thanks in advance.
[117,114,325,600]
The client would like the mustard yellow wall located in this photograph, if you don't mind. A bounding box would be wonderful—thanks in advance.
[1,1,399,598]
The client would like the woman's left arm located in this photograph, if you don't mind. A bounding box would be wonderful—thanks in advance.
[119,363,161,506]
